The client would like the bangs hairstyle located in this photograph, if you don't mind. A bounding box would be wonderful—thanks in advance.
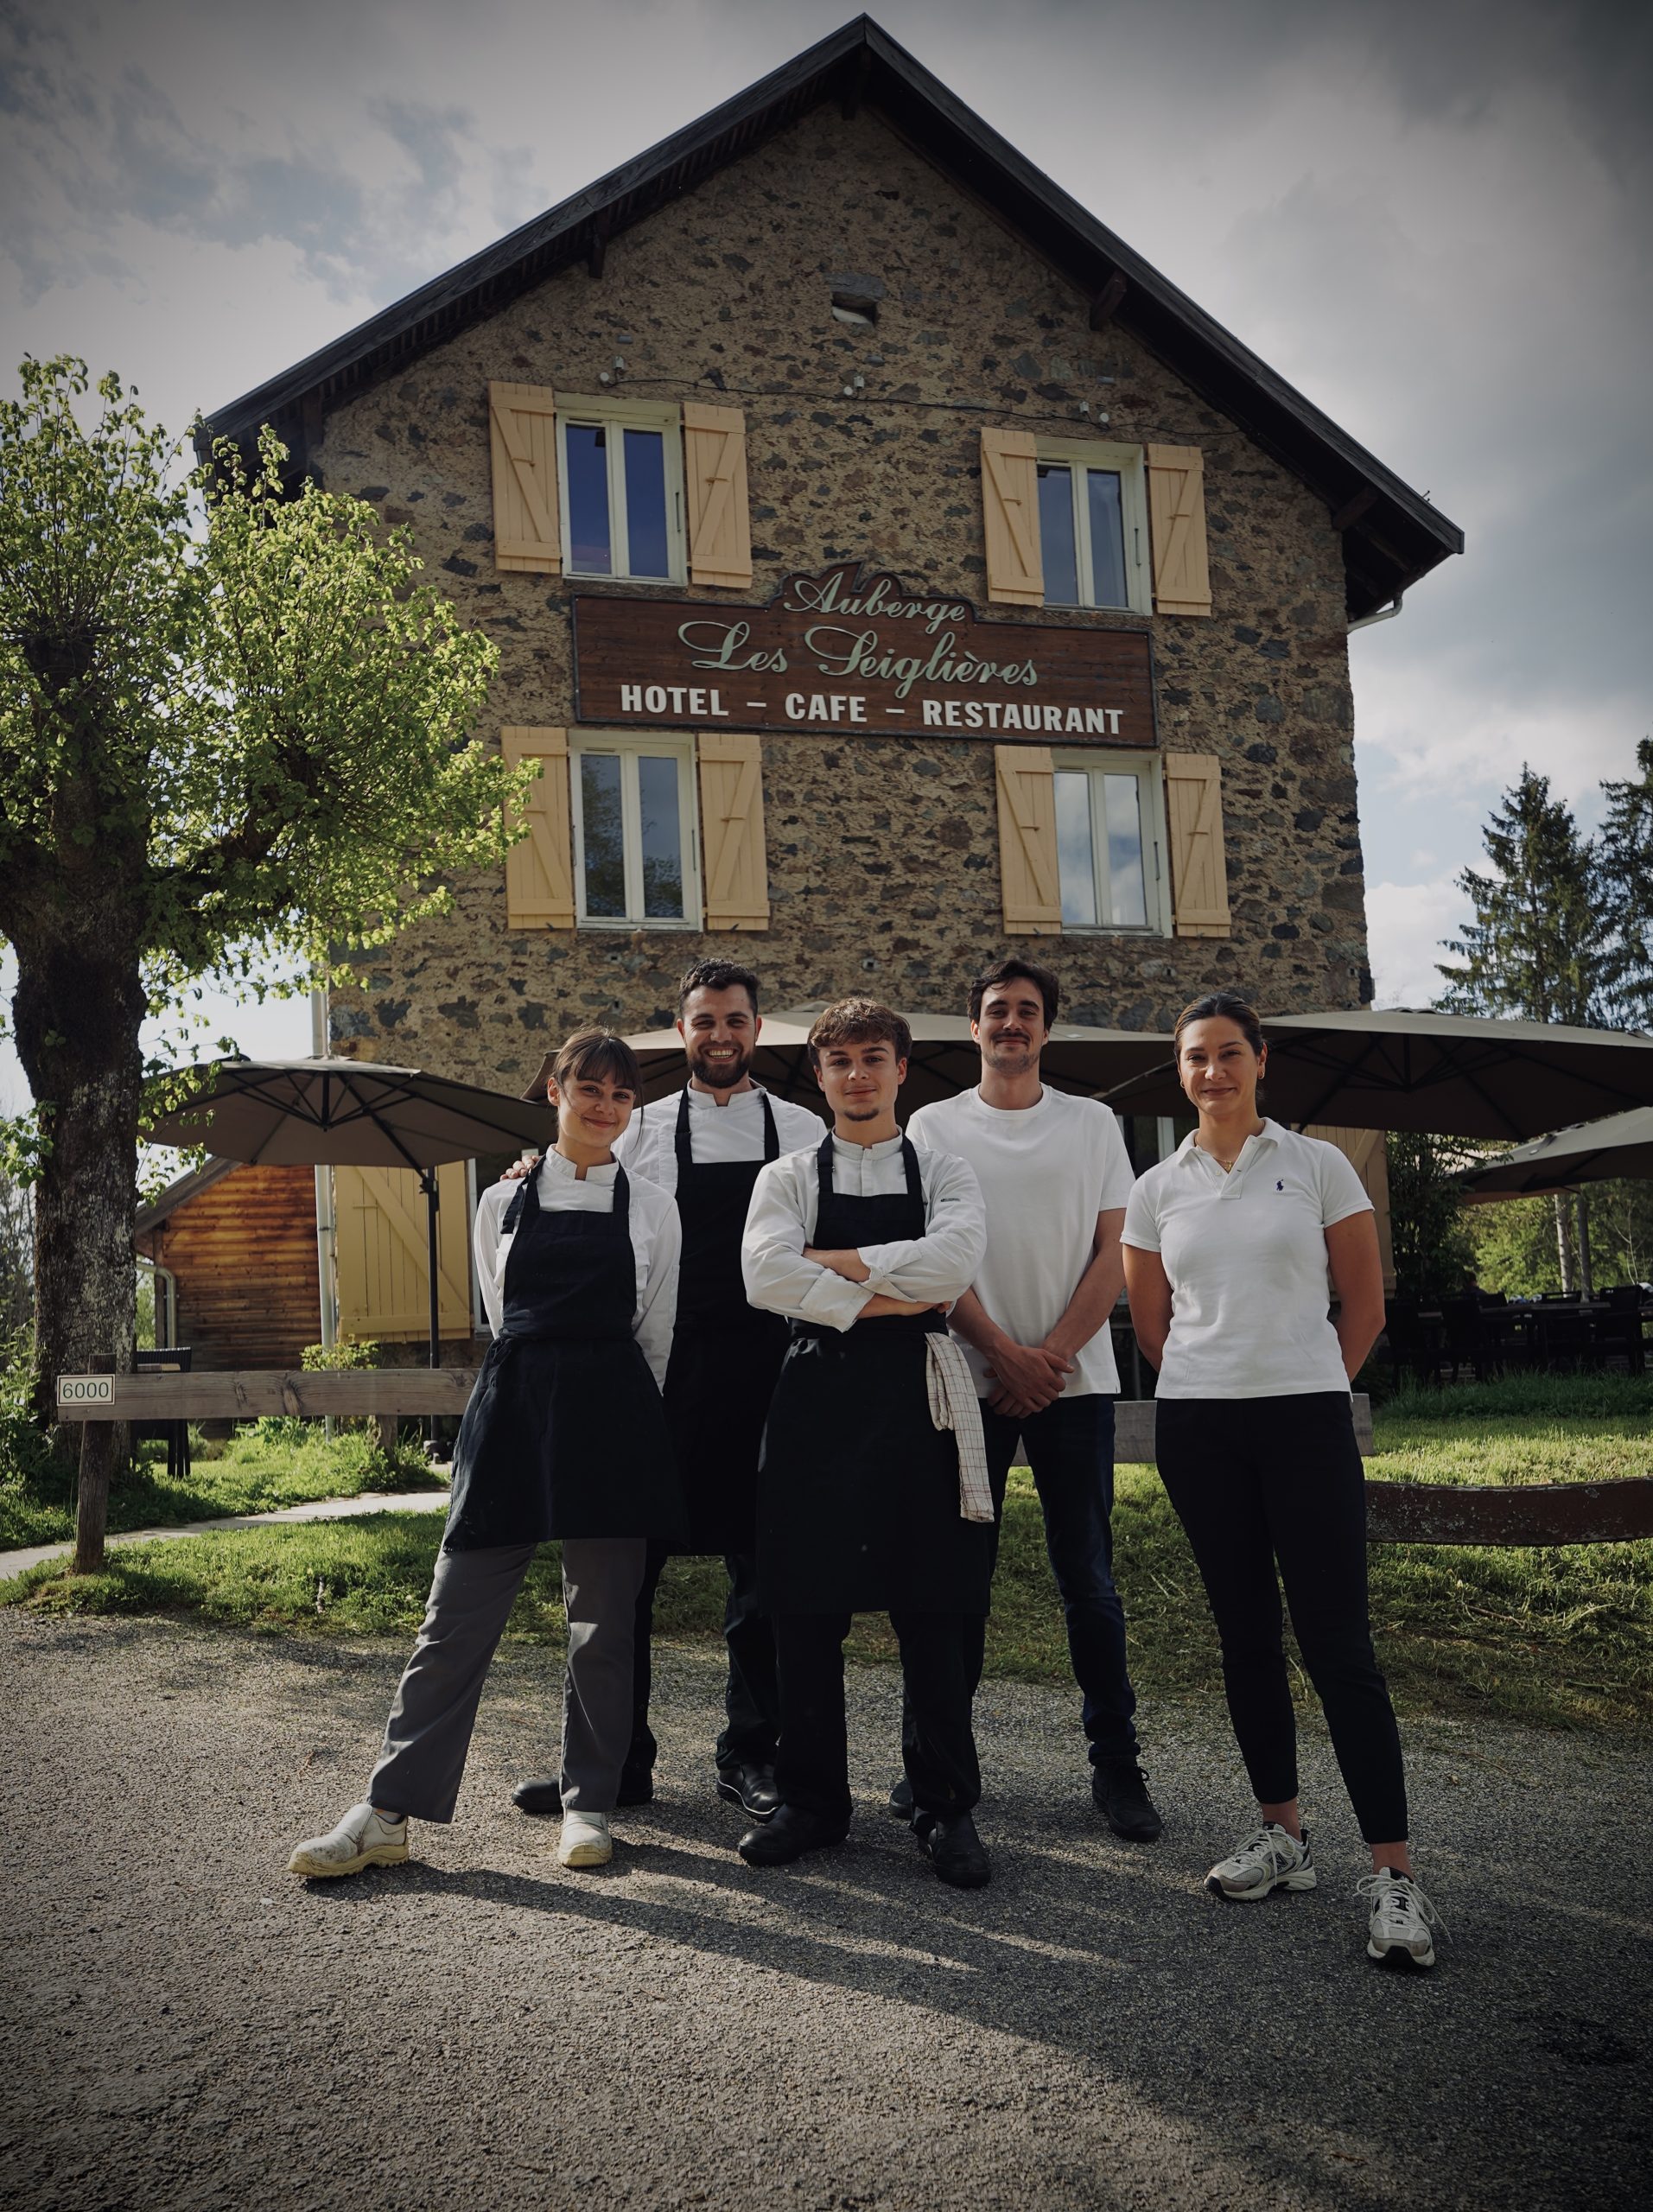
[969,956,1059,1029]
[807,996,912,1071]
[1173,992,1265,1060]
[677,958,760,1015]
[550,1027,643,1102]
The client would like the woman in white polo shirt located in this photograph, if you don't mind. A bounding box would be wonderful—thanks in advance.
[1122,991,1441,1970]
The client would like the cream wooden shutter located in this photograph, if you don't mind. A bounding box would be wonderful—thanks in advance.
[698,730,769,930]
[489,383,561,574]
[1164,753,1231,938]
[980,428,1043,606]
[995,744,1062,934]
[683,403,753,588]
[501,727,574,929]
[1147,444,1212,616]
[1306,1126,1396,1294]
[334,1164,471,1342]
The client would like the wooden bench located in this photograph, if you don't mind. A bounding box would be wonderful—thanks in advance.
[56,1377,1653,1546]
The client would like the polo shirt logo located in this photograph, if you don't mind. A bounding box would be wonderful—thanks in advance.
[1276,1179,1285,1191]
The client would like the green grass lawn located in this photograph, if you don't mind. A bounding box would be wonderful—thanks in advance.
[0,1423,444,1552]
[6,1377,1648,1737]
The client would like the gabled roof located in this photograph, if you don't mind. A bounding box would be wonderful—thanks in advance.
[200,15,1461,617]
[134,1154,239,1236]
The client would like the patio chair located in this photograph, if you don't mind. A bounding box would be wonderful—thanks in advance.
[132,1345,192,1484]
[1383,1297,1440,1387]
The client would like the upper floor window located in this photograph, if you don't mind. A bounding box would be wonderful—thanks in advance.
[1052,749,1167,932]
[572,731,700,927]
[1034,439,1151,614]
[559,397,685,583]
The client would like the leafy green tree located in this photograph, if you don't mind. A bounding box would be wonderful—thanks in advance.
[1386,1131,1475,1300]
[0,357,518,1568]
[1598,737,1653,1030]
[1436,766,1614,1291]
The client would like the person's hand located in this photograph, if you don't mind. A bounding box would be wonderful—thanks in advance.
[983,1340,1071,1417]
[498,1154,538,1183]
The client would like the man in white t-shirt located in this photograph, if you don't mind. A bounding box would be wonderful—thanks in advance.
[906,957,1161,1841]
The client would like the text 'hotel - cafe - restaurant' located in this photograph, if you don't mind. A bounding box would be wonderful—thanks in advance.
[161,16,1460,1358]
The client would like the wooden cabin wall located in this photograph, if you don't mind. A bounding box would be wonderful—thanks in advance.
[137,1165,321,1370]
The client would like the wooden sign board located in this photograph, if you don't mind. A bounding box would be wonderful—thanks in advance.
[574,561,1155,746]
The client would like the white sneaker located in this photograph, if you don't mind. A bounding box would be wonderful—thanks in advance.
[1358,1869,1442,1967]
[1205,1821,1317,1901]
[288,1802,410,1878]
[557,1811,614,1869]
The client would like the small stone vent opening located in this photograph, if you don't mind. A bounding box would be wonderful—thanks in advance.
[828,273,883,327]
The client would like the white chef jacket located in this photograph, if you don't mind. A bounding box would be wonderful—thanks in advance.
[614,1082,825,1195]
[741,1133,986,1333]
[472,1149,681,1389]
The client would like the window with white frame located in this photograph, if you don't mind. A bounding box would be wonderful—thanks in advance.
[1052,750,1168,933]
[571,732,700,928]
[559,397,685,582]
[1035,439,1151,613]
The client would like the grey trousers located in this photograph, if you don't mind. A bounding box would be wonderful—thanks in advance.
[367,1538,646,1821]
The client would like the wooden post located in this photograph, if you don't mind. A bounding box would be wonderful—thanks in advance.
[71,1355,118,1576]
[374,1414,398,1459]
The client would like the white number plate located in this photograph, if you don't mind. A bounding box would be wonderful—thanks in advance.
[57,1374,116,1407]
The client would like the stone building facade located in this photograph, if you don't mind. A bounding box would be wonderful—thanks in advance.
[199,22,1453,1338]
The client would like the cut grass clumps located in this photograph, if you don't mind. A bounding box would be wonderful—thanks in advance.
[1380,1373,1653,1426]
[12,1454,1648,1738]
[0,1424,444,1552]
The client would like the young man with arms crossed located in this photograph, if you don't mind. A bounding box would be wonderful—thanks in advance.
[510,961,824,1824]
[739,999,996,1887]
[906,957,1162,1842]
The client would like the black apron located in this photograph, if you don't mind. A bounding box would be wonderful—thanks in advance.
[661,1087,791,1555]
[755,1133,993,1617]
[445,1160,684,1550]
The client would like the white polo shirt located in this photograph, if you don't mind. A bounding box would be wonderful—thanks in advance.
[1121,1120,1372,1399]
[907,1087,1136,1398]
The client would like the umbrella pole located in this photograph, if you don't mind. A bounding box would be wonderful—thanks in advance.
[421,1168,442,1457]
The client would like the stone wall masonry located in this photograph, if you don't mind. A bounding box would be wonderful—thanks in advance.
[315,104,1370,1087]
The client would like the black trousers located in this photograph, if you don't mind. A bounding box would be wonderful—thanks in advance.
[628,1541,779,1776]
[773,1611,982,1827]
[1155,1393,1408,1844]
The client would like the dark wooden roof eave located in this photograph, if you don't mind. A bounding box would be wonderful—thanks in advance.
[198,15,1462,618]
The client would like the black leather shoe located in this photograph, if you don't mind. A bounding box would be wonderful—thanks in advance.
[736,1803,849,1866]
[913,1808,992,1889]
[715,1759,781,1821]
[886,1775,915,1821]
[512,1764,654,1818]
[1092,1757,1163,1842]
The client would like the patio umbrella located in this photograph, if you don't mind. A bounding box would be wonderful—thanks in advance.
[1102,1008,1653,1141]
[625,1005,1174,1113]
[146,1058,556,1372]
[1455,1106,1653,1199]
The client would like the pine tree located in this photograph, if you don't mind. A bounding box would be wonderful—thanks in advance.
[1436,767,1613,1289]
[1597,737,1653,1031]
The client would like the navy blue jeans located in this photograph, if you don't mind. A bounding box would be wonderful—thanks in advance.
[974,1394,1140,1764]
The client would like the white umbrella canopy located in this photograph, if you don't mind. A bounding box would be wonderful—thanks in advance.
[1455,1106,1653,1200]
[624,1006,1175,1114]
[1102,1008,1653,1141]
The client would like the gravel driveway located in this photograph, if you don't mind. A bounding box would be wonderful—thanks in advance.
[3,1610,1649,2211]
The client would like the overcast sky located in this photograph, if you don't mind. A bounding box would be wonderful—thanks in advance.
[3,0,1649,1102]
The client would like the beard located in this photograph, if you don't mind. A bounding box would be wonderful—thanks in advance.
[983,1033,1039,1073]
[688,1040,753,1089]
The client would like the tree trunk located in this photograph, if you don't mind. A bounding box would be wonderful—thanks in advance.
[1553,1191,1575,1293]
[1575,1192,1594,1299]
[10,925,146,1573]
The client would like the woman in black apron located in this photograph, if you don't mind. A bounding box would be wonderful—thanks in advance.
[288,1028,683,1881]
